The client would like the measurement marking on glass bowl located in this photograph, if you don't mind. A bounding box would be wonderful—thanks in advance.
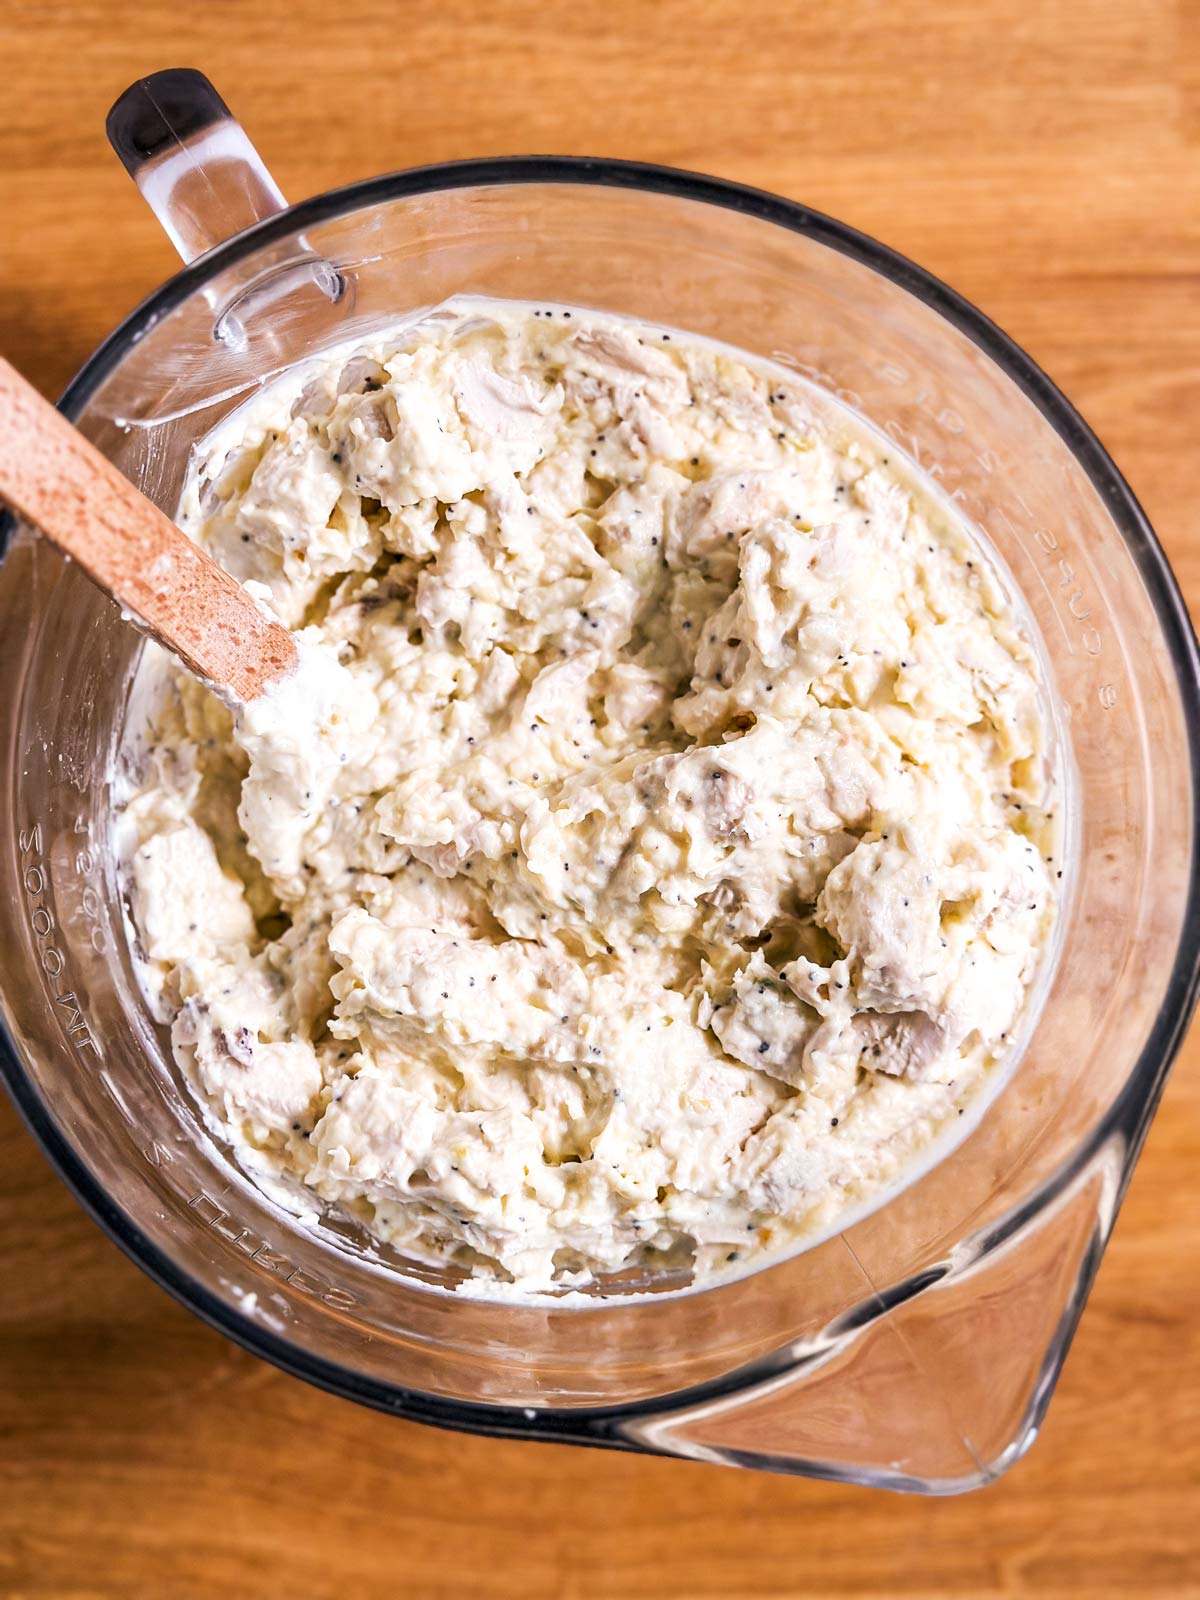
[1029,521,1103,655]
[186,1189,356,1309]
[989,507,1116,710]
[18,821,102,1058]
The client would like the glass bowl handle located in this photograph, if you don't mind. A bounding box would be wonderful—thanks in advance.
[105,68,287,264]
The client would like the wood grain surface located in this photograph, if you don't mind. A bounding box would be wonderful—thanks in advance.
[1,2,1198,1595]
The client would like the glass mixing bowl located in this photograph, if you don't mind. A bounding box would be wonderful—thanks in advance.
[1,70,1197,1492]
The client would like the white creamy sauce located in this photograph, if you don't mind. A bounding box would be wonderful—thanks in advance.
[117,299,1060,1293]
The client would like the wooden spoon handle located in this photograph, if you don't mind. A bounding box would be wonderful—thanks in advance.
[0,358,296,704]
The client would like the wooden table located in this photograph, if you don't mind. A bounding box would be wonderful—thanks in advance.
[2,3,1197,1594]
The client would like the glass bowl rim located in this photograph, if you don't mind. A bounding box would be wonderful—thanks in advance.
[2,153,1198,1476]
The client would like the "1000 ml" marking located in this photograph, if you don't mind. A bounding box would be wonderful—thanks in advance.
[18,821,102,1058]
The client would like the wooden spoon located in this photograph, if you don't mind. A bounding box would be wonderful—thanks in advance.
[0,357,297,703]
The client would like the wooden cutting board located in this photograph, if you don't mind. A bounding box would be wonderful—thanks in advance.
[0,1,1196,1595]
